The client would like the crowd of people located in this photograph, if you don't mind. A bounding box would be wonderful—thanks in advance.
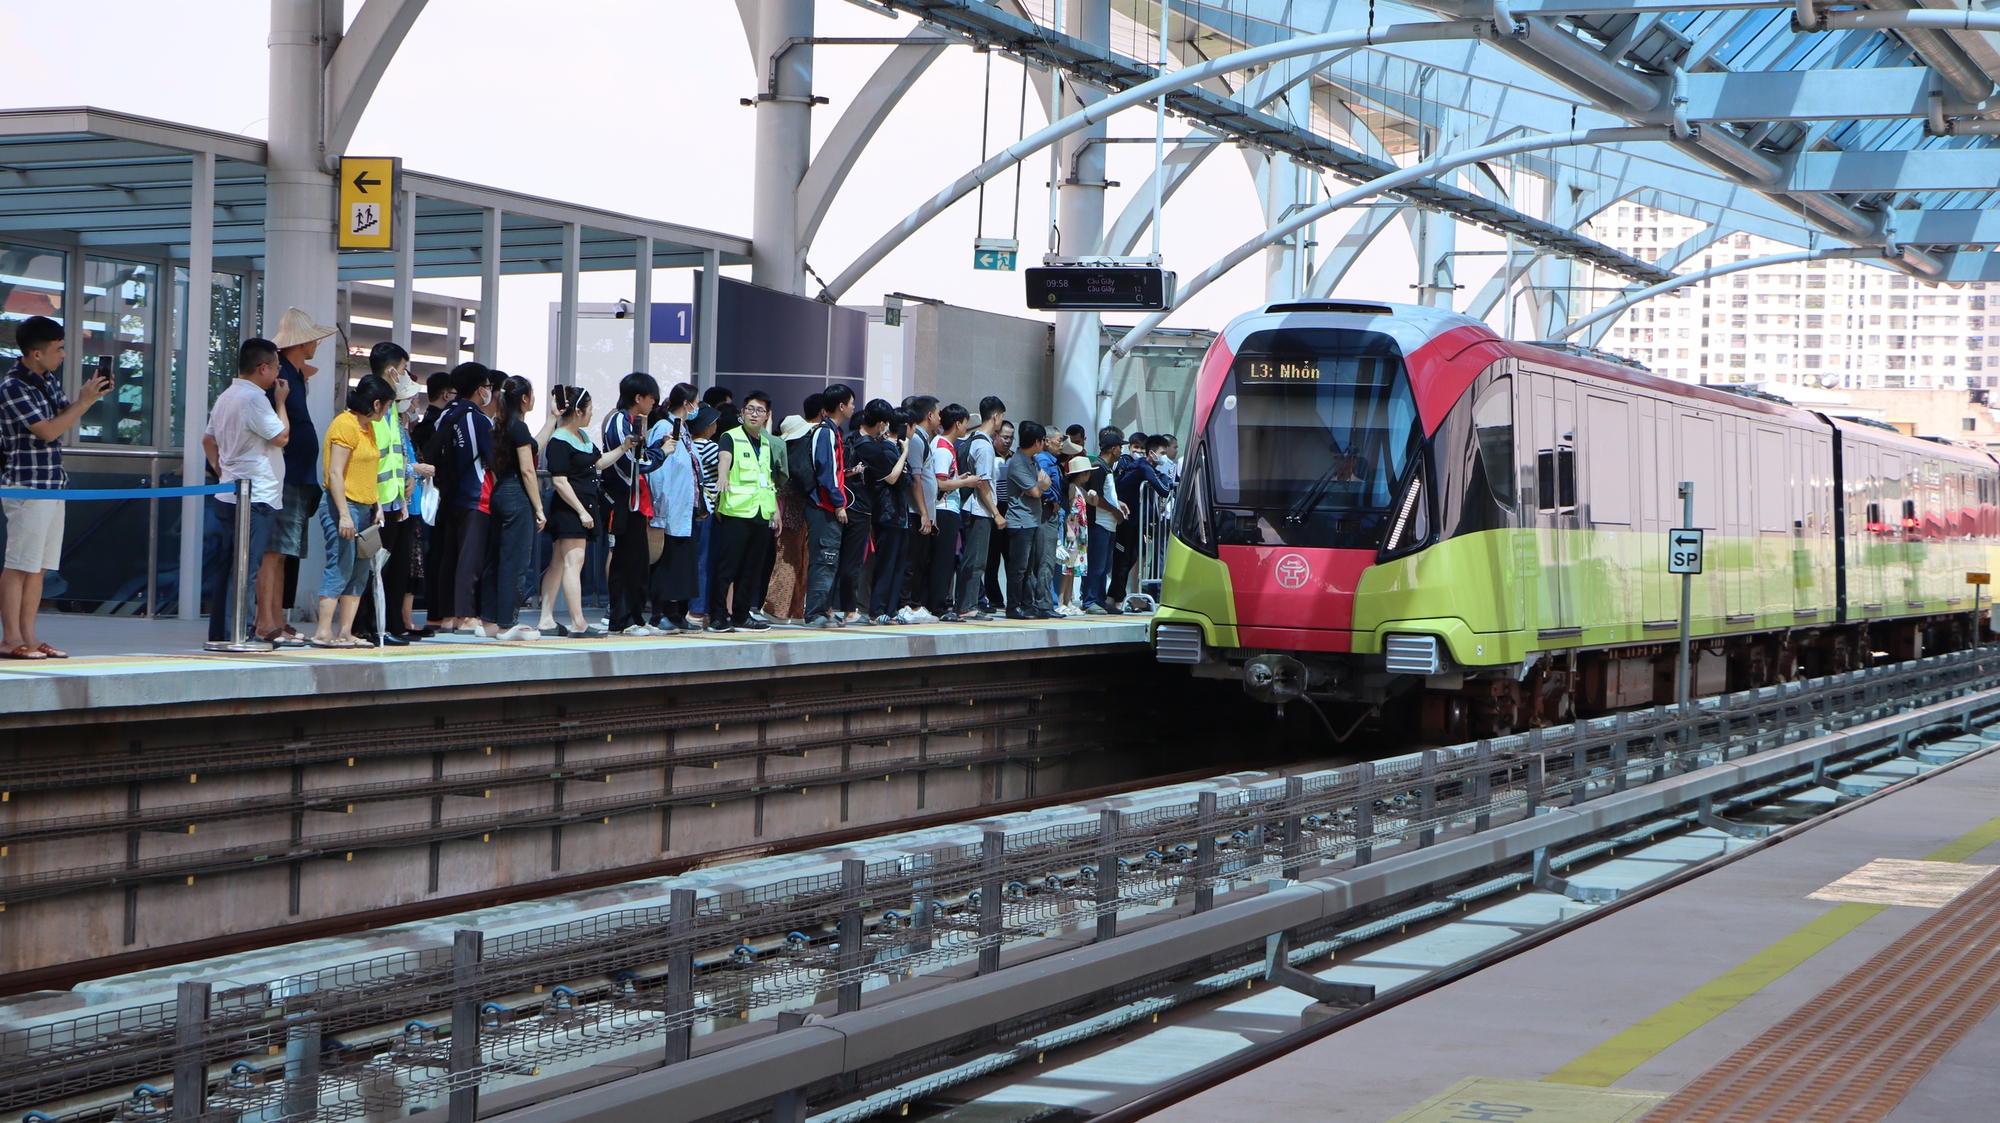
[0,309,1182,654]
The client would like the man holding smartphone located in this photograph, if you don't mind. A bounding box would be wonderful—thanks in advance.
[0,316,111,659]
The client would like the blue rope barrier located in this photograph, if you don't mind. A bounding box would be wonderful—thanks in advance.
[0,484,233,501]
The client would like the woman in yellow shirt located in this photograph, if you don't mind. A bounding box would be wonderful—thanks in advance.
[312,375,394,648]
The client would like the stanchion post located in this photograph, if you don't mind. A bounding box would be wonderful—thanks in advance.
[837,859,864,1013]
[1418,752,1438,847]
[664,888,694,1064]
[173,981,211,1123]
[978,830,1004,975]
[1095,810,1120,943]
[447,930,483,1123]
[1353,761,1376,865]
[205,479,270,653]
[1194,791,1217,912]
[1281,775,1305,878]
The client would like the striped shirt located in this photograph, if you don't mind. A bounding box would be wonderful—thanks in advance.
[692,437,720,515]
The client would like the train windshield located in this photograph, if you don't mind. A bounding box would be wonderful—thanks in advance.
[1203,328,1420,548]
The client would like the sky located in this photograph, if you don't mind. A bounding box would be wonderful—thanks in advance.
[6,0,1493,378]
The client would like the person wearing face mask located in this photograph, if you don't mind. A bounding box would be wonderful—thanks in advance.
[1110,428,1172,612]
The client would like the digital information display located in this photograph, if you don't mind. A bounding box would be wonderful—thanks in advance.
[1024,266,1176,311]
[1234,358,1327,383]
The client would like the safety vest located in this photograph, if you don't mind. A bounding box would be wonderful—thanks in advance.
[718,427,776,520]
[373,402,406,508]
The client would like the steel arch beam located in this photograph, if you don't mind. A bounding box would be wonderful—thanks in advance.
[795,28,952,252]
[324,0,430,157]
[1306,203,1407,296]
[1110,125,1674,356]
[817,17,1504,302]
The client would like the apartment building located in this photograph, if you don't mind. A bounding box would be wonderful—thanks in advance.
[1579,208,1993,392]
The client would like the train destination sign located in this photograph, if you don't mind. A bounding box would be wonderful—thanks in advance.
[1024,266,1175,311]
[1668,528,1704,575]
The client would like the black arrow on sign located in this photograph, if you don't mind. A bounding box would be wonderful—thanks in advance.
[352,167,383,193]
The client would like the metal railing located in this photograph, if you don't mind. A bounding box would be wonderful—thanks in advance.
[12,646,2000,1123]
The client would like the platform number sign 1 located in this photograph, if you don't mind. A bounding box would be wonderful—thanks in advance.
[1668,528,1704,575]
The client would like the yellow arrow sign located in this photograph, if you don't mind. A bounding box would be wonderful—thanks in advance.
[337,156,400,250]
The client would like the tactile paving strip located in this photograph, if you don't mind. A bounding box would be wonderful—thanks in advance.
[1641,865,2000,1122]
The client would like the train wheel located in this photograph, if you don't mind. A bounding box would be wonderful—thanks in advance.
[1746,643,1774,689]
[1830,633,1854,673]
[1473,681,1523,739]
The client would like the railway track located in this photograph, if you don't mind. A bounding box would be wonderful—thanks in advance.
[12,648,2000,1123]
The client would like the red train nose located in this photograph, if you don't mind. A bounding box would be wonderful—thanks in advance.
[1219,546,1376,651]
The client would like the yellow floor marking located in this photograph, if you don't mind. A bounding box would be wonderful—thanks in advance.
[1543,808,2000,1088]
[1389,1077,1662,1123]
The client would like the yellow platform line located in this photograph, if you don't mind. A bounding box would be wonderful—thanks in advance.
[1544,806,2000,1088]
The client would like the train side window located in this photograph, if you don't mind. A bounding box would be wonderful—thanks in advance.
[1537,450,1557,512]
[1557,446,1577,509]
[1471,375,1515,508]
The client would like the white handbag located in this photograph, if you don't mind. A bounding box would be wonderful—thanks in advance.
[417,478,440,526]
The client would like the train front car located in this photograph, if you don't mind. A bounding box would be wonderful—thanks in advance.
[1153,300,1524,737]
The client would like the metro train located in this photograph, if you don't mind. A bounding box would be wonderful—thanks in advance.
[1150,300,2000,739]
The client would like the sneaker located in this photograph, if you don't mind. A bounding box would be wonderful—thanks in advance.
[749,610,774,626]
[740,617,772,631]
[622,624,653,637]
[678,619,703,633]
[706,620,736,633]
[873,614,896,625]
[496,625,542,641]
[1056,604,1085,618]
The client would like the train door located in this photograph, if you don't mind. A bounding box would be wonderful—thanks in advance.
[1753,425,1790,620]
[1527,370,1579,636]
[1584,391,1636,625]
[1676,411,1720,629]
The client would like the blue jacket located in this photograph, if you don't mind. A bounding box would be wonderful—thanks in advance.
[808,419,849,512]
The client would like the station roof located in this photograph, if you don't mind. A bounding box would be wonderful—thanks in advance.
[0,107,752,276]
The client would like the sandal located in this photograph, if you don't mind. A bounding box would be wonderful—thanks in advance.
[4,644,46,660]
[33,643,67,659]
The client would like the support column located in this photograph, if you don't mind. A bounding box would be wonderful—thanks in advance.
[265,0,340,437]
[179,150,215,621]
[697,248,720,390]
[750,0,814,294]
[475,208,500,367]
[1053,0,1111,431]
[558,223,580,387]
[1260,155,1303,303]
[1407,206,1457,309]
[393,187,415,351]
[632,236,653,376]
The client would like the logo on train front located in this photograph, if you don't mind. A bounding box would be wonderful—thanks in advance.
[1275,553,1311,589]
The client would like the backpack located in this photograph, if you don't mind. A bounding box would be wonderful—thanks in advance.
[421,404,462,498]
[952,429,990,478]
[787,428,817,498]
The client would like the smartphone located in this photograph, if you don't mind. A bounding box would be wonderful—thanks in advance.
[94,356,115,389]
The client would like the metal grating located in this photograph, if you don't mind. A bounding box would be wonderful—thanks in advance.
[1154,624,1204,664]
[1384,634,1442,675]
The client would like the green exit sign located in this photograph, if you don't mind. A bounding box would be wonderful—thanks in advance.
[973,239,1018,271]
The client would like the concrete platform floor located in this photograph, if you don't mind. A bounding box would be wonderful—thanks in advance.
[1140,743,2000,1122]
[0,610,1152,717]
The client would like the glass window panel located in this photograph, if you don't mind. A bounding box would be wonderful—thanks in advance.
[0,241,68,363]
[78,257,156,446]
[170,268,246,448]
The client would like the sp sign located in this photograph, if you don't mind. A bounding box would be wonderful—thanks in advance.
[1668,528,1704,575]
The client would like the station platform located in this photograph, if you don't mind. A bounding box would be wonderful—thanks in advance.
[0,611,1151,726]
[1130,731,2000,1121]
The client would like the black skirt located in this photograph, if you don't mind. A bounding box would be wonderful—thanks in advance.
[547,484,601,540]
[652,532,699,602]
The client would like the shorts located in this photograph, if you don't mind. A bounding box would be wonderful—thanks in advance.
[270,483,318,557]
[318,501,378,600]
[1,496,64,573]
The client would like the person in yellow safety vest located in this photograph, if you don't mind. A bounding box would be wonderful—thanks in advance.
[365,342,435,643]
[708,389,779,633]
